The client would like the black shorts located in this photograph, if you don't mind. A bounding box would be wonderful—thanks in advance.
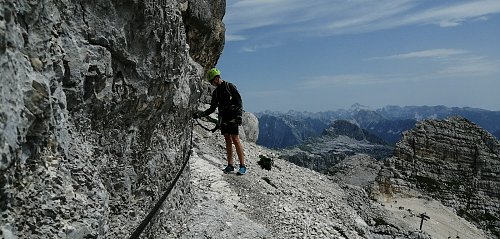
[220,121,239,135]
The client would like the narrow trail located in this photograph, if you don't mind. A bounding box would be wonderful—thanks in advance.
[181,150,268,238]
[180,126,369,239]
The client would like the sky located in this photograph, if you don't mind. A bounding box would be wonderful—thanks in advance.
[217,0,500,113]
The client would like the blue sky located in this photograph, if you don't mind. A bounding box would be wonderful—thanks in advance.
[217,0,500,113]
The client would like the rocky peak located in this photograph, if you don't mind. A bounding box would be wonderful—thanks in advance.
[323,120,387,145]
[349,103,372,112]
[372,116,500,237]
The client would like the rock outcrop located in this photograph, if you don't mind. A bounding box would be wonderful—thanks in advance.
[372,116,500,237]
[241,111,259,143]
[0,0,224,238]
[324,120,388,145]
[328,154,382,189]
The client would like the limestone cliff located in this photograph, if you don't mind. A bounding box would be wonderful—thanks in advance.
[372,116,500,237]
[0,0,224,238]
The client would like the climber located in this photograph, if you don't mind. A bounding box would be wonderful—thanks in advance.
[193,68,247,175]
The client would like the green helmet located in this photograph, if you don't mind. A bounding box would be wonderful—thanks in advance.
[207,68,221,81]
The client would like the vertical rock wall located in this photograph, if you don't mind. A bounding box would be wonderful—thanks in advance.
[373,117,500,237]
[0,0,225,238]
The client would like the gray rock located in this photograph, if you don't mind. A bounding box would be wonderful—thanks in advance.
[240,111,259,143]
[372,116,500,237]
[0,0,224,238]
[279,121,393,173]
[329,154,382,188]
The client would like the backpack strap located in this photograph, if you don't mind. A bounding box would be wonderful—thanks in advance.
[225,82,233,100]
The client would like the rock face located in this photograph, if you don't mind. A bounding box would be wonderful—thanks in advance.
[372,116,500,237]
[0,0,224,238]
[328,154,382,189]
[241,111,259,143]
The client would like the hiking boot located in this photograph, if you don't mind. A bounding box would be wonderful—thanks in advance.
[237,165,247,175]
[223,165,235,173]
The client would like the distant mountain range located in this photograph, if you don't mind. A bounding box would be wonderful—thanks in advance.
[257,114,327,148]
[256,104,500,149]
[279,120,393,173]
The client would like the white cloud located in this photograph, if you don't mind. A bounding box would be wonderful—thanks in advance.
[370,49,469,60]
[241,42,282,52]
[403,0,500,28]
[225,0,315,33]
[299,53,500,90]
[439,56,500,77]
[299,74,390,89]
[224,0,500,41]
[245,89,291,97]
[368,49,500,77]
[316,0,418,34]
[226,34,247,42]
